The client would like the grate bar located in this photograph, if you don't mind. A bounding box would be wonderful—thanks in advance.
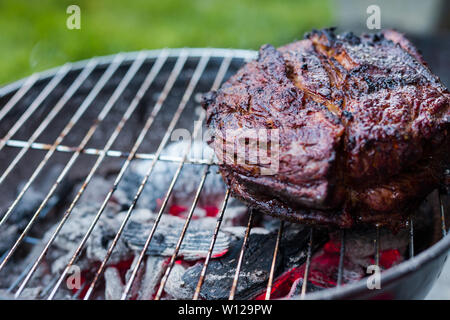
[50,49,173,299]
[155,153,215,300]
[0,55,124,228]
[80,50,172,299]
[72,282,87,300]
[0,60,98,185]
[0,65,70,152]
[96,51,196,299]
[193,189,230,300]
[102,52,203,299]
[300,228,314,298]
[120,132,196,299]
[3,139,214,165]
[84,52,200,300]
[265,221,284,300]
[10,54,138,297]
[44,51,165,299]
[40,276,59,299]
[336,229,346,286]
[409,218,415,258]
[120,54,225,300]
[190,55,232,300]
[0,74,39,123]
[439,192,447,237]
[374,226,381,267]
[154,56,232,300]
[0,56,125,273]
[7,262,34,293]
[119,54,230,300]
[31,51,151,299]
[229,209,254,300]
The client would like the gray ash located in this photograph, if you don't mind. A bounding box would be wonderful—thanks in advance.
[123,209,231,260]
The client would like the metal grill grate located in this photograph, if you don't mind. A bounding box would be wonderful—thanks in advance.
[0,49,448,300]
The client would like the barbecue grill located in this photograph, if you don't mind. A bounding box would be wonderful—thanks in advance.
[0,48,448,300]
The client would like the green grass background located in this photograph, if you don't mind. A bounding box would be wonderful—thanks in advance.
[0,0,332,85]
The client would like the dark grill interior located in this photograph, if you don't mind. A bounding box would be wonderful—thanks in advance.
[0,49,448,300]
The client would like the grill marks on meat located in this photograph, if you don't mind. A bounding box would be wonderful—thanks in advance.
[206,44,345,208]
[203,28,450,228]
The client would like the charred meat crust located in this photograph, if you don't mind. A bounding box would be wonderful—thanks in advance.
[203,28,450,228]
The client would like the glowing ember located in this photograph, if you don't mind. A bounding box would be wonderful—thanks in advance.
[256,239,405,299]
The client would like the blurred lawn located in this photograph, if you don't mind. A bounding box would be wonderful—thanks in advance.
[0,0,332,85]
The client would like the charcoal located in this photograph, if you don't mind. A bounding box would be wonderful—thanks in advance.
[0,166,74,256]
[114,169,157,210]
[85,208,132,265]
[115,141,225,212]
[331,227,409,268]
[123,242,175,300]
[44,206,98,274]
[0,224,20,256]
[181,224,328,300]
[221,225,270,238]
[104,267,124,300]
[163,263,193,300]
[12,185,53,228]
[220,203,252,228]
[0,285,71,300]
[41,204,131,274]
[124,255,145,299]
[10,165,73,228]
[288,277,325,298]
[72,176,121,212]
[182,234,278,300]
[0,287,42,300]
[123,209,231,260]
[137,255,167,300]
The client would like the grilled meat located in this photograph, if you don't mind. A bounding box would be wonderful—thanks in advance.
[203,28,450,228]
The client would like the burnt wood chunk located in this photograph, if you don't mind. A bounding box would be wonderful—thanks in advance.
[182,225,328,300]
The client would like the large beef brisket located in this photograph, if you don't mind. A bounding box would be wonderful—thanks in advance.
[203,28,450,228]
